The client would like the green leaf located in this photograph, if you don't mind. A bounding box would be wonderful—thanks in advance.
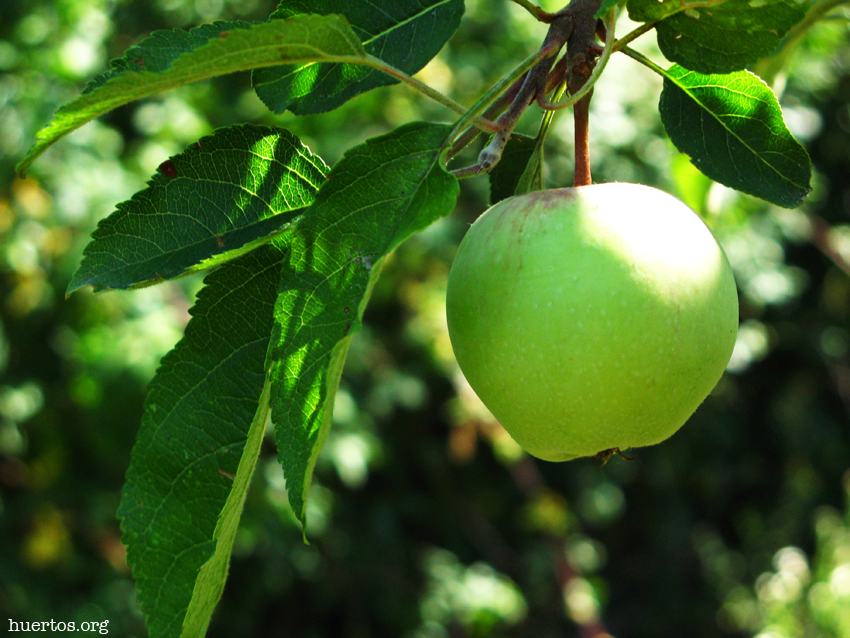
[16,15,366,174]
[118,242,287,638]
[488,134,538,205]
[182,382,269,638]
[627,0,805,73]
[596,0,621,18]
[253,0,464,115]
[658,65,811,208]
[266,122,459,524]
[67,125,327,294]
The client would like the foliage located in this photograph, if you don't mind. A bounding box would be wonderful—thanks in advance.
[3,1,850,637]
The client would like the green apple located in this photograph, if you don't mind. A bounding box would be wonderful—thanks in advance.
[445,183,738,462]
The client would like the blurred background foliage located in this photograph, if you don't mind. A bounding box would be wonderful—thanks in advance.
[2,0,850,636]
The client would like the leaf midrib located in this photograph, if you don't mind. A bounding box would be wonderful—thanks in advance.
[664,68,808,190]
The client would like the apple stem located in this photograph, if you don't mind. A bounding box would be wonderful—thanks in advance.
[573,91,592,187]
[566,4,604,187]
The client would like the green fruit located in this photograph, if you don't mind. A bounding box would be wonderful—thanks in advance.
[445,183,738,462]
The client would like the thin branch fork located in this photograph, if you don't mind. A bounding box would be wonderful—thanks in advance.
[454,0,605,178]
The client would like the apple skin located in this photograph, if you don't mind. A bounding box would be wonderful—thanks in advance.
[445,183,739,462]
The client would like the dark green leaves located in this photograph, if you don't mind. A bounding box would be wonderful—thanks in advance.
[622,1,810,206]
[253,0,464,114]
[627,0,805,73]
[118,242,287,638]
[68,125,327,293]
[266,122,459,523]
[488,134,539,205]
[16,15,366,173]
[659,65,811,208]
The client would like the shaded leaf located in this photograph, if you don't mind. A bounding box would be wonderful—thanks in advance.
[68,125,327,293]
[596,0,621,18]
[17,15,365,173]
[488,134,538,205]
[253,0,464,115]
[266,122,458,524]
[627,0,805,73]
[118,242,287,638]
[659,65,811,208]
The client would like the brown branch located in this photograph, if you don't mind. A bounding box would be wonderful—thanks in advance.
[474,0,604,176]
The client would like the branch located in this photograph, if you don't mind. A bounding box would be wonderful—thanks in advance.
[474,0,606,173]
[538,8,616,111]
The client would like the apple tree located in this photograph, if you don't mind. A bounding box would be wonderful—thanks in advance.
[15,0,832,636]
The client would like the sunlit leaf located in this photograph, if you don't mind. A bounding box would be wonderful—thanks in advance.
[659,65,811,208]
[118,242,287,638]
[627,0,805,73]
[67,125,327,294]
[17,15,365,174]
[266,122,458,524]
[253,0,464,114]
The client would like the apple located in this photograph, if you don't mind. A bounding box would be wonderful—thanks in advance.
[445,183,739,462]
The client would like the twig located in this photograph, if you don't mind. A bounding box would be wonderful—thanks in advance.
[474,0,606,173]
[510,0,562,22]
[477,36,569,171]
[447,46,558,150]
[446,72,528,161]
[366,56,500,133]
[537,9,616,111]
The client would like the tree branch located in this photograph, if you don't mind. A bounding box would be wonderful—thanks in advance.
[473,0,606,175]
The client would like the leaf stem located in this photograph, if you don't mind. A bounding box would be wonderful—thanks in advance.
[611,21,657,53]
[509,0,562,22]
[365,56,500,133]
[619,45,667,77]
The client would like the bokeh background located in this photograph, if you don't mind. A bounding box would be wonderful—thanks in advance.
[2,0,850,636]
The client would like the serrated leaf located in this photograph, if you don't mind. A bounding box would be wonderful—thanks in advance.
[118,242,287,638]
[67,125,327,293]
[488,134,538,205]
[17,15,366,174]
[627,0,805,73]
[267,122,458,524]
[659,65,811,208]
[253,0,464,115]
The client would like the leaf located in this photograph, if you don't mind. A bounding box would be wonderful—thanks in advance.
[266,122,459,524]
[596,0,622,18]
[182,382,269,638]
[118,242,287,638]
[253,0,464,115]
[67,125,327,294]
[627,0,805,74]
[488,134,538,205]
[515,147,544,195]
[16,15,366,174]
[658,65,811,208]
